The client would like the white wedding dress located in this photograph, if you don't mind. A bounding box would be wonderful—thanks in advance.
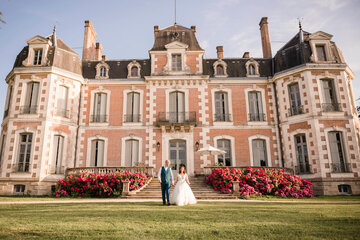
[170,173,197,206]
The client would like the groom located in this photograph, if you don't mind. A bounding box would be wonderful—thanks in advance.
[158,160,174,206]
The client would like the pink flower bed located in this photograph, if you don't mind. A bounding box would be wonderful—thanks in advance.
[206,167,313,198]
[55,171,149,198]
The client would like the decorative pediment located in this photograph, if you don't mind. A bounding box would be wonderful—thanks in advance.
[309,31,333,41]
[26,35,51,45]
[165,41,188,50]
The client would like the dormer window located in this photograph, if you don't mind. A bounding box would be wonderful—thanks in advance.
[172,54,182,71]
[131,67,139,77]
[33,49,42,65]
[316,45,327,61]
[216,65,224,75]
[100,67,106,77]
[248,64,256,75]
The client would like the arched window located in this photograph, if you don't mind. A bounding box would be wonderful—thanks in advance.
[328,131,348,172]
[217,139,232,166]
[100,67,106,77]
[216,65,224,75]
[131,67,139,77]
[125,139,139,166]
[252,139,268,166]
[169,91,185,123]
[52,135,64,174]
[125,92,140,122]
[214,92,230,121]
[248,64,256,75]
[90,139,104,167]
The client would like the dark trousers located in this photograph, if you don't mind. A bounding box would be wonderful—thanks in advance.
[161,182,171,204]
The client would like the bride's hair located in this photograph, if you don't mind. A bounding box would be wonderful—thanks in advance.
[179,164,186,174]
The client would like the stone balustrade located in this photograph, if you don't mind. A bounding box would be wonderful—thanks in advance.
[65,166,155,177]
[203,166,294,176]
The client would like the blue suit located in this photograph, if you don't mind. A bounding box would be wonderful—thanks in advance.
[160,166,172,205]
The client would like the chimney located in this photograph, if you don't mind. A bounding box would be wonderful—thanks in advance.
[95,42,102,61]
[102,55,108,61]
[191,26,197,37]
[154,25,159,37]
[242,52,250,58]
[259,17,272,58]
[216,46,224,59]
[82,20,97,60]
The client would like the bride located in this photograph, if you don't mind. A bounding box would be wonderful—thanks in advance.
[170,164,197,206]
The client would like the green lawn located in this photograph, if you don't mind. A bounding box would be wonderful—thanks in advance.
[0,202,359,240]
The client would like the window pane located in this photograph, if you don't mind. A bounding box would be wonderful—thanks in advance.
[316,45,327,61]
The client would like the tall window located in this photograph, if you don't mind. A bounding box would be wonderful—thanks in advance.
[33,49,42,65]
[294,134,310,174]
[17,133,33,172]
[216,65,224,75]
[316,45,327,61]
[288,83,303,116]
[169,91,185,123]
[131,67,139,77]
[125,92,140,122]
[92,93,107,122]
[214,92,230,121]
[4,86,13,118]
[90,140,104,167]
[125,139,139,166]
[23,82,39,114]
[328,131,348,173]
[172,54,182,71]
[321,79,340,111]
[217,139,232,166]
[252,139,268,166]
[0,134,5,166]
[52,135,64,174]
[56,86,69,117]
[248,91,264,121]
[248,64,256,75]
[100,67,106,77]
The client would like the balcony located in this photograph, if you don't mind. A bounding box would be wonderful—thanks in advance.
[66,166,155,177]
[13,162,30,172]
[90,114,108,123]
[295,164,312,175]
[157,112,196,126]
[288,105,304,116]
[331,162,352,173]
[214,113,232,122]
[20,105,37,114]
[322,103,342,112]
[55,108,70,118]
[124,114,141,123]
[248,113,266,122]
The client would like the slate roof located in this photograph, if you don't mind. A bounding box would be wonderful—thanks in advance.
[150,24,203,51]
[82,59,151,79]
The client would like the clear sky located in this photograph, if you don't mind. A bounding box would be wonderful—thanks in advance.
[0,0,359,119]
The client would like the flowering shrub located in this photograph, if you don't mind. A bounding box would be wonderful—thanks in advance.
[206,167,313,198]
[55,171,149,198]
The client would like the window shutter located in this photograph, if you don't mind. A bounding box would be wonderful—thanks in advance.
[223,92,229,116]
[125,140,132,166]
[100,93,107,116]
[97,140,104,167]
[30,82,40,107]
[252,140,267,166]
[57,86,68,110]
[214,92,222,116]
[133,93,140,116]
[131,140,139,166]
[249,92,257,116]
[256,92,263,115]
[90,140,96,166]
[328,132,341,163]
[169,92,176,112]
[322,80,332,104]
[25,83,33,107]
[127,93,133,116]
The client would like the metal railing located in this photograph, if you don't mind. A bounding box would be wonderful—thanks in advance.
[322,103,342,112]
[90,114,108,123]
[295,164,312,174]
[248,113,266,122]
[288,105,304,116]
[157,112,196,125]
[20,105,37,114]
[55,109,70,118]
[13,162,30,172]
[331,162,351,173]
[214,113,232,122]
[124,114,141,123]
[66,166,155,177]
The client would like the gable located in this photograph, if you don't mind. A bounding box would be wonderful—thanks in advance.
[309,31,333,40]
[26,35,50,45]
[165,41,189,50]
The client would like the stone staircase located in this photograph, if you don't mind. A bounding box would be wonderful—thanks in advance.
[125,176,237,200]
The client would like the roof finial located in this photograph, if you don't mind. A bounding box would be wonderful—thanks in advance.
[297,17,304,43]
[297,17,303,31]
[52,24,57,47]
[174,0,177,25]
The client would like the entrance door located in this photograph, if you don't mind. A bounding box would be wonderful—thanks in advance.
[169,140,186,175]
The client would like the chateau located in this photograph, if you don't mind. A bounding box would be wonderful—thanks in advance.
[0,17,359,196]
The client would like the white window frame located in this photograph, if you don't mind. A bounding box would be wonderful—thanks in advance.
[213,135,236,166]
[309,40,333,63]
[245,59,260,77]
[289,129,311,173]
[95,61,110,79]
[213,59,228,77]
[55,84,70,119]
[89,88,111,126]
[19,81,41,117]
[211,87,233,126]
[121,135,142,166]
[127,60,141,78]
[49,133,68,174]
[244,87,267,125]
[86,135,108,167]
[248,134,272,167]
[165,88,189,114]
[123,88,143,126]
